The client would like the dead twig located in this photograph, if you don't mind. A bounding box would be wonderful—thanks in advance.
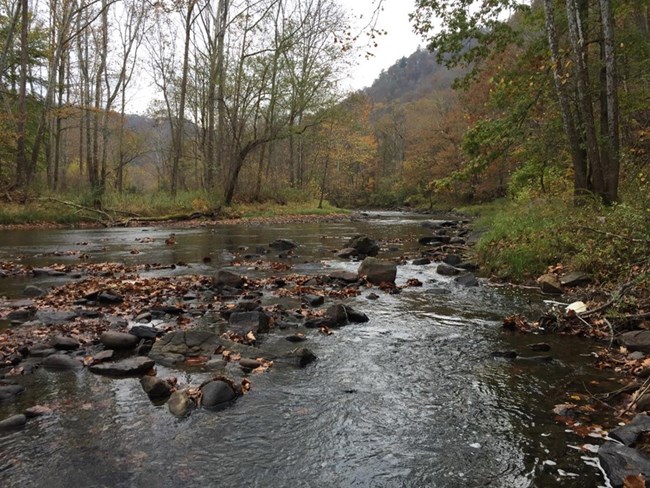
[577,226,650,244]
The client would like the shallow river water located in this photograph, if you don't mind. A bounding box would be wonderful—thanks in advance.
[0,213,614,487]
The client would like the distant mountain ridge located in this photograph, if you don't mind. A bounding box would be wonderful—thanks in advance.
[363,47,459,104]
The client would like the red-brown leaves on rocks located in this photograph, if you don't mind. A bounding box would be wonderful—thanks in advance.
[319,326,333,336]
[404,278,423,287]
[623,474,647,488]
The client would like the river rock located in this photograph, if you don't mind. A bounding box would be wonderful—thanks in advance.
[455,273,479,287]
[326,303,348,326]
[239,358,261,369]
[50,336,80,350]
[303,295,325,307]
[23,285,46,297]
[6,308,35,323]
[609,414,650,446]
[344,305,369,323]
[285,333,307,343]
[436,263,461,276]
[418,237,441,246]
[348,235,379,257]
[149,330,220,365]
[412,258,431,266]
[560,271,591,287]
[229,311,270,335]
[213,269,244,289]
[443,254,462,266]
[24,405,53,418]
[620,331,650,353]
[201,380,237,409]
[290,347,317,368]
[0,414,27,431]
[537,274,563,294]
[0,384,25,402]
[35,309,78,325]
[358,257,397,285]
[89,357,155,376]
[528,343,551,352]
[598,441,650,488]
[43,354,82,370]
[168,390,195,417]
[337,248,357,259]
[100,331,138,350]
[329,270,358,282]
[128,325,158,340]
[28,343,57,357]
[140,376,173,398]
[269,239,298,251]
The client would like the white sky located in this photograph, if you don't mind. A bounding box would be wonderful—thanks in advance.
[343,0,423,90]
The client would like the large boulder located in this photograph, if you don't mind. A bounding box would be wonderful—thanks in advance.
[201,380,237,409]
[348,235,379,257]
[358,257,397,285]
[89,357,155,376]
[609,414,650,446]
[34,309,77,325]
[149,330,220,365]
[100,331,139,350]
[620,331,650,353]
[598,441,650,488]
[455,273,479,287]
[213,269,244,289]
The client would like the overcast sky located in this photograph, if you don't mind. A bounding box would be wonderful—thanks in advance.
[128,1,424,113]
[343,0,423,90]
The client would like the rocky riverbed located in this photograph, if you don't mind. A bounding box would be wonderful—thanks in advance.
[0,214,647,487]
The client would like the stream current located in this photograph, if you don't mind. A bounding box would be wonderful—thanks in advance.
[0,212,612,487]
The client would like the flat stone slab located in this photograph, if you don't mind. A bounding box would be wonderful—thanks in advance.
[89,357,155,376]
[620,331,650,353]
[43,354,83,371]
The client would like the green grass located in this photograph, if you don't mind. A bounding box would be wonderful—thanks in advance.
[466,189,650,283]
[0,190,348,226]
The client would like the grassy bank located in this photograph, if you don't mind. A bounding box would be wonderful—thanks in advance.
[460,191,650,286]
[0,191,348,226]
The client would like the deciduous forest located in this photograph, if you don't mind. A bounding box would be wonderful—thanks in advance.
[0,0,647,211]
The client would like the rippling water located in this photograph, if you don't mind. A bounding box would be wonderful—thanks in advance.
[0,213,611,487]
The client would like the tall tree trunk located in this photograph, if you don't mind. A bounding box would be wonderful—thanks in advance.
[599,0,620,203]
[542,0,589,199]
[566,0,604,197]
[171,0,196,198]
[15,0,28,189]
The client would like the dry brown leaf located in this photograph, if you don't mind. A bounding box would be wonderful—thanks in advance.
[624,474,646,488]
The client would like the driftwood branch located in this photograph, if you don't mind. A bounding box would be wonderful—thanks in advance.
[582,281,635,317]
[41,197,113,226]
[577,226,650,243]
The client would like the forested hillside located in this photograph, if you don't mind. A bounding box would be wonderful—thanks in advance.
[0,0,648,232]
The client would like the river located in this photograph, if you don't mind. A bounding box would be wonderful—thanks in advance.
[0,212,612,487]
